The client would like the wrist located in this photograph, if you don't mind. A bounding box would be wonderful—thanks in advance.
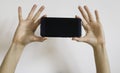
[92,43,106,52]
[12,37,26,47]
[10,42,25,51]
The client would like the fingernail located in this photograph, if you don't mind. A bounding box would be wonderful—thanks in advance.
[44,14,47,17]
[78,6,80,9]
[33,4,37,7]
[84,5,87,8]
[41,5,45,9]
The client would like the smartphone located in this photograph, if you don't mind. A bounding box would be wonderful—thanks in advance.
[40,17,82,37]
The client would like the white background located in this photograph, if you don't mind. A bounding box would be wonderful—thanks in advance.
[0,0,120,73]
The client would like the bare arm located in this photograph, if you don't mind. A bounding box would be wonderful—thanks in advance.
[72,6,110,73]
[0,43,25,73]
[93,44,110,73]
[0,4,46,73]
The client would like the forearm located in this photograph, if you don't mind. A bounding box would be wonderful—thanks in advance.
[93,44,110,73]
[0,43,25,73]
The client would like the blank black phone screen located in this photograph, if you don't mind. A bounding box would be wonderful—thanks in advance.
[40,17,81,37]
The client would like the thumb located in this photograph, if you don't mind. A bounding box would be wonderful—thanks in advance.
[32,36,47,42]
[72,37,87,42]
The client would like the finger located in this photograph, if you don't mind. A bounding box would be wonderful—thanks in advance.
[75,15,87,26]
[95,10,100,22]
[32,36,47,42]
[18,6,23,21]
[36,14,47,25]
[75,15,86,24]
[32,6,45,21]
[33,14,47,31]
[72,37,87,42]
[75,15,79,18]
[75,15,89,31]
[78,6,89,23]
[42,14,47,17]
[33,18,41,32]
[27,4,37,20]
[84,6,94,22]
